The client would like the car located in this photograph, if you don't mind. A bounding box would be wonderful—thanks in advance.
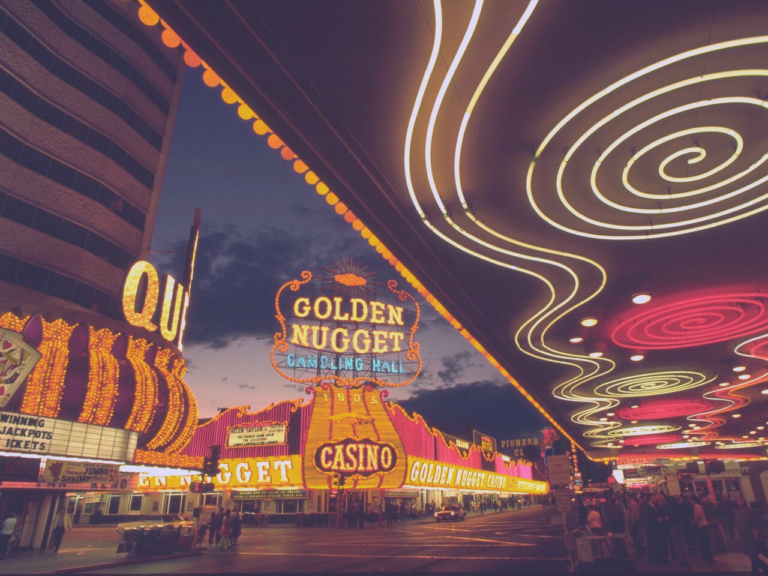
[434,505,466,522]
[115,514,193,536]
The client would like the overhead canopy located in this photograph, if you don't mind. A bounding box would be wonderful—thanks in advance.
[146,0,768,460]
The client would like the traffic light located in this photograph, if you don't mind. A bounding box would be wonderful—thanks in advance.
[202,445,221,477]
[189,482,215,493]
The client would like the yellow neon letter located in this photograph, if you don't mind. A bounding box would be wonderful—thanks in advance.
[122,261,159,332]
[294,297,311,318]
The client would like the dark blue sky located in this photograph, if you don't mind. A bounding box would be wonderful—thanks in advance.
[148,66,547,439]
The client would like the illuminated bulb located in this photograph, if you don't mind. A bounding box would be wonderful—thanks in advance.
[760,437,765,441]
[589,351,604,358]
[633,444,639,448]
[619,440,626,444]
[733,413,742,418]
[599,417,608,422]
[762,390,768,395]
[569,336,584,344]
[693,426,700,430]
[607,412,615,417]
[581,317,598,327]
[688,423,697,427]
[631,404,639,409]
[683,435,689,438]
[758,426,765,430]
[743,435,749,439]
[632,293,652,305]
[631,420,638,424]
[719,382,730,387]
[739,374,751,380]
[733,366,747,372]
[630,354,645,362]
[750,431,757,435]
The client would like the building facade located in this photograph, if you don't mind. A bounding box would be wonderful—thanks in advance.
[0,0,193,553]
[0,0,184,318]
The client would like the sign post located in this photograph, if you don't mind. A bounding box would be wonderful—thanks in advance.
[547,454,574,571]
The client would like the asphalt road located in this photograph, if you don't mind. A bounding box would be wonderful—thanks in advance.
[90,507,569,573]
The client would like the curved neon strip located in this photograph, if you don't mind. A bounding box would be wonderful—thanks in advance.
[526,37,768,239]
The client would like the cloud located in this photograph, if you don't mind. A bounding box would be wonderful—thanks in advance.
[397,380,548,441]
[437,351,475,385]
[153,222,398,350]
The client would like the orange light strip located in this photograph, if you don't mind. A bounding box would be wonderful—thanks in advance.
[134,1,588,456]
[79,327,120,426]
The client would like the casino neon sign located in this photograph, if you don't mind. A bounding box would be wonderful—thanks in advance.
[271,261,421,388]
[313,438,397,478]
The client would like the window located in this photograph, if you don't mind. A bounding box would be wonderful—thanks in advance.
[202,494,221,507]
[274,500,303,514]
[129,494,143,513]
[108,495,121,515]
[163,493,186,515]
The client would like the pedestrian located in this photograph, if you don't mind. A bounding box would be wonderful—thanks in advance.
[679,493,696,548]
[51,507,72,553]
[701,494,725,552]
[734,497,750,552]
[0,513,18,559]
[231,511,241,547]
[627,494,644,554]
[606,499,625,533]
[588,505,603,535]
[692,496,714,565]
[666,494,688,565]
[748,502,766,573]
[219,510,232,550]
[719,497,735,546]
[214,507,224,544]
[208,511,217,545]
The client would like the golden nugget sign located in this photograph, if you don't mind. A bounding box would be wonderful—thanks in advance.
[122,261,190,347]
[406,457,549,494]
[272,260,421,388]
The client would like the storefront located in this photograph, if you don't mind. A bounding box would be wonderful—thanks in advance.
[0,258,204,549]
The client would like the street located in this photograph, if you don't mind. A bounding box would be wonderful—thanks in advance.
[91,507,568,573]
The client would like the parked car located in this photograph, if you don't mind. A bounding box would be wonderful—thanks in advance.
[116,514,193,536]
[434,505,466,522]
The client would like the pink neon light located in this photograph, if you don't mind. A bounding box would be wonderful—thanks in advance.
[612,294,768,349]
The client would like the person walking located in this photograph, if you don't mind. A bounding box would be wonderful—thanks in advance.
[208,511,217,546]
[666,494,688,565]
[230,512,241,547]
[214,508,224,545]
[680,494,696,548]
[606,499,625,533]
[719,497,735,546]
[701,494,725,552]
[692,496,714,565]
[219,510,232,550]
[0,514,18,559]
[627,494,643,554]
[51,507,72,553]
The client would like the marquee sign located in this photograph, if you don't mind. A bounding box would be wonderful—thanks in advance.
[43,460,119,484]
[271,259,421,388]
[226,422,287,449]
[0,412,137,461]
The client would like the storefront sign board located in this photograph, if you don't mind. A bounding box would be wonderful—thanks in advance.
[0,456,41,482]
[0,412,137,461]
[547,454,571,487]
[405,456,548,494]
[226,423,287,448]
[43,460,119,484]
[231,489,307,500]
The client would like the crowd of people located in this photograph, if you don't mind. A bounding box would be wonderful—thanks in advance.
[206,508,242,550]
[577,490,768,571]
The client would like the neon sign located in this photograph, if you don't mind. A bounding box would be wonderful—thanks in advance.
[313,438,397,478]
[272,260,421,388]
[122,261,190,347]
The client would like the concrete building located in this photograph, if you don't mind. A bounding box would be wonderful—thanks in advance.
[0,0,184,318]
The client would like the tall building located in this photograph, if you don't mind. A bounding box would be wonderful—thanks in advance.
[0,0,184,318]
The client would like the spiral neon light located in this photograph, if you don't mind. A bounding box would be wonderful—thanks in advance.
[612,294,768,350]
[716,442,765,449]
[606,425,681,437]
[657,441,710,449]
[527,37,768,240]
[594,371,714,398]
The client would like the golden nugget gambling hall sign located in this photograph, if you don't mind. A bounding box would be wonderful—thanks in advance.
[271,259,421,388]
